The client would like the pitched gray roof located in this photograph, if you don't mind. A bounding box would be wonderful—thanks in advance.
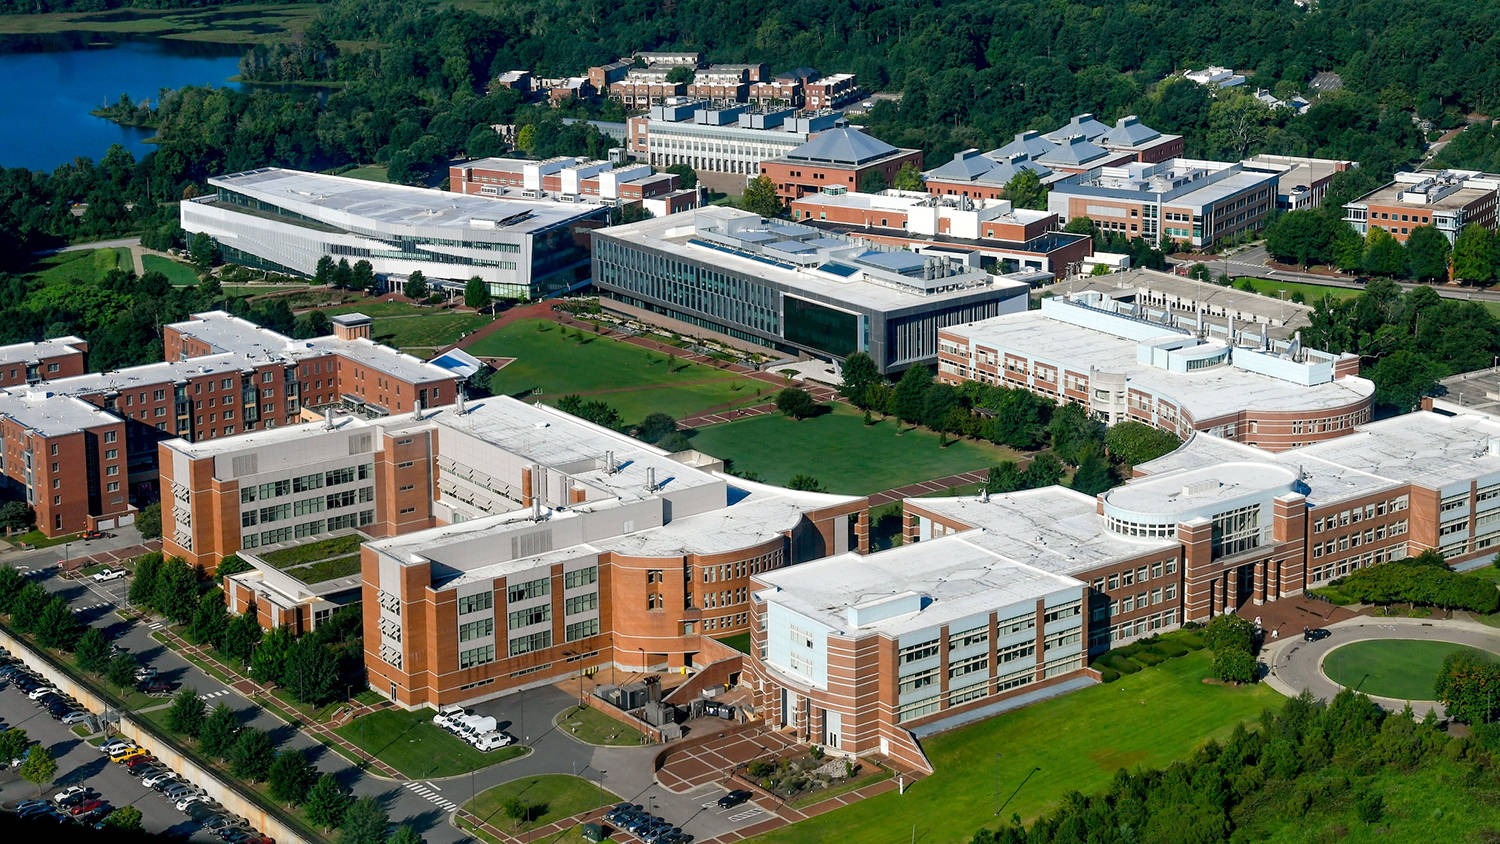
[785,127,899,165]
[925,150,1053,186]
[1037,135,1111,167]
[1101,116,1162,147]
[990,130,1059,161]
[1044,113,1110,142]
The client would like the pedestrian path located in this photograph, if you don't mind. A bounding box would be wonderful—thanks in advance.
[199,689,232,701]
[405,780,459,812]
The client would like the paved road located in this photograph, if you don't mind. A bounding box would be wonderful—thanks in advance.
[1261,615,1500,717]
[1176,245,1500,304]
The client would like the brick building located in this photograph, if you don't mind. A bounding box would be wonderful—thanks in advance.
[1047,159,1279,248]
[0,390,130,536]
[759,127,923,203]
[448,156,697,215]
[0,337,88,387]
[1343,169,1500,244]
[1241,154,1358,212]
[936,292,1373,451]
[626,101,842,193]
[922,149,1054,201]
[789,188,1093,279]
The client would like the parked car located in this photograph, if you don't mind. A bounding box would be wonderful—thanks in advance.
[70,798,104,816]
[91,567,126,583]
[81,530,111,540]
[431,704,466,730]
[134,666,157,682]
[17,802,54,818]
[1304,627,1332,642]
[60,711,89,725]
[53,785,89,804]
[715,789,751,809]
[141,678,177,697]
[109,747,146,763]
[25,685,58,700]
[471,732,513,752]
[142,769,176,788]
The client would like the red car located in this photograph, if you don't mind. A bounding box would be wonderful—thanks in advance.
[124,754,156,769]
[70,798,102,816]
[81,530,111,540]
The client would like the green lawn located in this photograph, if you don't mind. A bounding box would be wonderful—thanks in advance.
[341,165,390,183]
[285,554,362,584]
[750,650,1279,844]
[143,254,201,286]
[555,705,647,746]
[716,633,752,654]
[374,313,492,353]
[259,534,363,568]
[689,405,1019,495]
[1322,639,1491,700]
[1234,276,1361,305]
[462,774,618,834]
[334,708,527,778]
[475,319,767,424]
[26,249,130,287]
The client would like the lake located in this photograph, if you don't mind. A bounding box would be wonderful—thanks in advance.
[0,38,240,173]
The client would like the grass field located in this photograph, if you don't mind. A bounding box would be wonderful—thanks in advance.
[689,405,1018,495]
[340,165,390,183]
[749,650,1279,844]
[716,633,752,654]
[260,534,362,568]
[1234,277,1361,305]
[375,313,492,353]
[334,708,527,778]
[0,3,322,45]
[475,319,767,424]
[27,248,132,286]
[1322,639,1490,700]
[143,254,200,286]
[555,705,646,747]
[462,775,618,834]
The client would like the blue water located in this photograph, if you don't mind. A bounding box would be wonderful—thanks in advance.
[0,40,240,172]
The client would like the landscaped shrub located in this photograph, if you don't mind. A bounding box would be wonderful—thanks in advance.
[1330,551,1499,613]
[1099,668,1121,683]
[1132,650,1165,666]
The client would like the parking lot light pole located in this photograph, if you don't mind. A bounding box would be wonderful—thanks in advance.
[993,753,1001,815]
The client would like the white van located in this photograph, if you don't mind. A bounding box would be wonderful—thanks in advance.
[432,705,465,730]
[471,732,515,752]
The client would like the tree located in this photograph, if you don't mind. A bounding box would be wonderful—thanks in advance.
[1070,449,1117,495]
[36,597,82,650]
[741,176,782,218]
[1369,349,1442,411]
[1264,210,1327,267]
[1362,227,1406,276]
[857,169,888,193]
[199,703,240,759]
[893,162,925,192]
[1048,403,1103,465]
[0,566,24,613]
[231,728,276,781]
[19,744,56,793]
[1022,452,1065,488]
[776,387,818,419]
[217,554,253,578]
[1206,92,1273,158]
[403,270,428,300]
[666,65,695,85]
[389,825,425,844]
[9,581,47,631]
[188,589,229,644]
[1105,421,1182,467]
[105,651,138,691]
[635,413,679,445]
[101,805,144,831]
[75,626,111,675]
[838,351,879,408]
[1452,223,1495,285]
[503,797,535,829]
[1002,169,1047,211]
[665,164,697,189]
[985,461,1024,493]
[1062,216,1095,236]
[167,687,207,737]
[464,276,492,311]
[0,501,33,531]
[340,795,391,844]
[0,728,29,763]
[1434,649,1500,723]
[892,365,932,425]
[332,258,353,289]
[188,232,219,271]
[156,555,199,623]
[135,502,161,540]
[269,749,316,805]
[350,259,375,293]
[1405,224,1452,282]
[1206,614,1257,683]
[787,474,826,492]
[314,255,337,287]
[130,552,162,606]
[286,638,338,705]
[555,395,624,430]
[306,773,349,829]
[221,609,263,664]
[251,625,295,686]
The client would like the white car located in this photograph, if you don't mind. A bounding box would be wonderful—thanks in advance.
[432,704,465,729]
[174,794,203,812]
[99,739,133,755]
[92,568,125,583]
[60,711,89,725]
[25,686,57,700]
[142,770,176,788]
[53,785,87,803]
[471,732,515,752]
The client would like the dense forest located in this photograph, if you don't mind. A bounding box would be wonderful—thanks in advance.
[0,0,1493,307]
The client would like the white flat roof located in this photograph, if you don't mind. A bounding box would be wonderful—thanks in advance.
[1102,461,1297,516]
[596,207,1029,313]
[0,390,120,436]
[15,352,257,398]
[794,190,1054,226]
[909,487,1178,576]
[599,477,856,557]
[945,309,1373,421]
[0,337,85,367]
[209,168,601,234]
[757,533,1082,636]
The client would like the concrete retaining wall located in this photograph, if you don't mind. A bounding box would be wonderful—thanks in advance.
[0,624,310,843]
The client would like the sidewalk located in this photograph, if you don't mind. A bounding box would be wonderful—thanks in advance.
[154,625,403,779]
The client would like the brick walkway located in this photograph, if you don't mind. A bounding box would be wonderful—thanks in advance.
[656,728,802,794]
[55,539,161,571]
[153,625,403,778]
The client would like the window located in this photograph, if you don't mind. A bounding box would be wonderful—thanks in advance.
[458,618,493,642]
[996,641,1035,664]
[565,567,598,589]
[507,605,550,629]
[508,631,550,657]
[1043,601,1080,624]
[948,624,987,650]
[646,569,663,584]
[1211,503,1261,558]
[899,638,940,664]
[564,593,598,615]
[460,644,496,668]
[647,593,663,610]
[458,592,493,614]
[507,577,549,603]
[566,618,600,641]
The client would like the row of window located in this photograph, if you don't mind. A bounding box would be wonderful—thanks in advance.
[240,465,373,503]
[1310,520,1407,557]
[1311,495,1409,533]
[1090,559,1179,593]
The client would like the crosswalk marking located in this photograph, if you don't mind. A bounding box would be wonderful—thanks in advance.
[727,808,763,822]
[199,690,230,701]
[404,781,458,812]
[70,602,109,614]
[147,622,162,630]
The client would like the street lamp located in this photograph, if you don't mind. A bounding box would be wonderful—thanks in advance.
[993,753,1002,815]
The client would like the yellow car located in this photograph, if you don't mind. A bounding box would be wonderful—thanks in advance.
[109,746,145,763]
